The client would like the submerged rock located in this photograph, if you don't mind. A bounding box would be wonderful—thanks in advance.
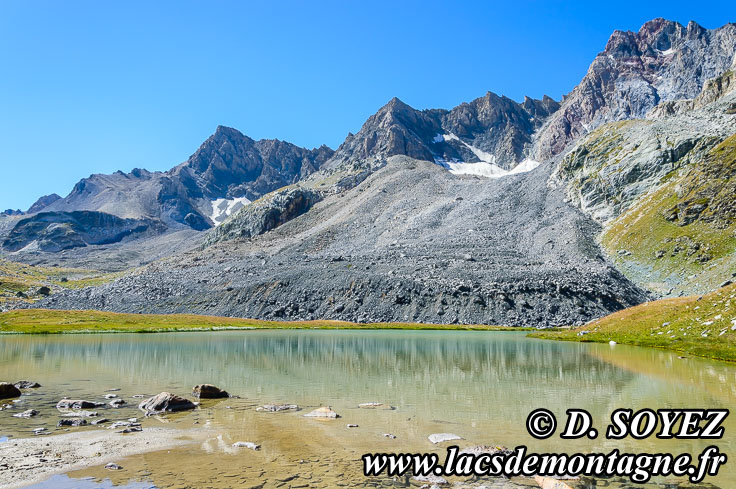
[192,384,229,399]
[56,399,105,410]
[14,381,41,389]
[428,433,462,444]
[138,392,196,414]
[58,418,87,427]
[60,410,98,418]
[358,402,394,410]
[232,441,260,450]
[12,409,39,418]
[303,406,340,418]
[109,399,127,408]
[256,404,299,413]
[0,382,22,400]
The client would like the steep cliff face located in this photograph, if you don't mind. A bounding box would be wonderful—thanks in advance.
[535,19,736,159]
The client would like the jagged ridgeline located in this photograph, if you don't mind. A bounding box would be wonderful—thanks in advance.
[2,18,736,326]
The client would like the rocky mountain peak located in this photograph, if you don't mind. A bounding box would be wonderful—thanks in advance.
[534,19,736,160]
[26,194,61,214]
[326,91,561,171]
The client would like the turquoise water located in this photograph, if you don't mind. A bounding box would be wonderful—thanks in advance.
[1,330,734,488]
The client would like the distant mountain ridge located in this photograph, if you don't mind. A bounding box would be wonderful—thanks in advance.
[325,93,560,172]
[29,126,334,231]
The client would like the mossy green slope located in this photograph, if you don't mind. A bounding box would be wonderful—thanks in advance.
[530,283,736,362]
[0,258,121,307]
[602,134,736,296]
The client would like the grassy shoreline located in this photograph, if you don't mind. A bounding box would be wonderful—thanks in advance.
[530,283,736,363]
[0,309,524,334]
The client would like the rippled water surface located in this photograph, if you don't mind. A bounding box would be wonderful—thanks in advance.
[1,330,734,488]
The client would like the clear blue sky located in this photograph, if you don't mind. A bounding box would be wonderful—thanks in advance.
[0,1,733,211]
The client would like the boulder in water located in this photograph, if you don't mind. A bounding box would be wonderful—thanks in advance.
[303,406,340,418]
[14,381,41,389]
[192,384,229,399]
[138,392,196,414]
[56,399,105,410]
[0,382,22,400]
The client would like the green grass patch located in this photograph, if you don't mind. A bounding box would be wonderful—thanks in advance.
[529,284,736,363]
[0,309,525,334]
[0,258,121,305]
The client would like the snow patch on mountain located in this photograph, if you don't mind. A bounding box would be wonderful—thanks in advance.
[209,197,251,226]
[441,133,497,164]
[433,133,539,178]
[444,159,541,179]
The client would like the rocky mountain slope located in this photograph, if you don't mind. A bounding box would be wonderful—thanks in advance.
[552,63,736,297]
[38,156,647,326]
[534,18,736,160]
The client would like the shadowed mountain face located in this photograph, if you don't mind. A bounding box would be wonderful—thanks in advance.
[326,93,559,171]
[534,18,736,159]
[2,211,164,253]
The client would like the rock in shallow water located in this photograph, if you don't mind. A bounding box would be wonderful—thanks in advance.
[14,381,41,389]
[428,433,462,444]
[192,384,229,399]
[358,402,394,410]
[256,404,299,413]
[60,410,98,417]
[56,399,105,410]
[0,382,22,400]
[58,418,87,427]
[12,409,39,418]
[138,392,196,414]
[232,441,260,450]
[303,406,340,418]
